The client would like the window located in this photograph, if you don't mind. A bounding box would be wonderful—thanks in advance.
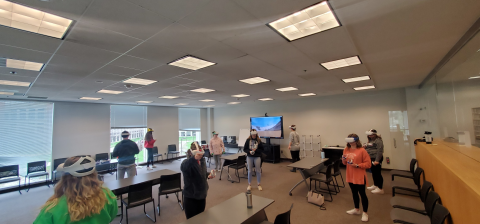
[0,100,53,188]
[389,111,410,141]
[110,128,147,163]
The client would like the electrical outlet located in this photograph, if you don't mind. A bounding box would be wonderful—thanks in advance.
[386,157,390,164]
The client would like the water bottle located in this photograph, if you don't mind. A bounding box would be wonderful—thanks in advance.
[246,190,253,208]
[321,151,325,159]
[425,131,433,144]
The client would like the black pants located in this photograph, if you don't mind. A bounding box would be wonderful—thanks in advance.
[184,197,206,219]
[146,148,154,167]
[349,180,369,212]
[371,156,383,189]
[290,150,300,170]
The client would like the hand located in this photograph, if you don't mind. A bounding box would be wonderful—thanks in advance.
[208,174,214,179]
[349,163,357,167]
[373,161,380,165]
[288,146,291,150]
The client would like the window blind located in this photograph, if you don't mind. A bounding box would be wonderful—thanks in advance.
[110,105,147,128]
[179,108,200,130]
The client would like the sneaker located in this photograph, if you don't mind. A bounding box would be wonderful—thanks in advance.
[366,185,377,190]
[152,165,157,168]
[258,185,263,191]
[147,167,153,171]
[371,188,384,194]
[346,209,361,215]
[362,212,369,222]
[247,185,252,191]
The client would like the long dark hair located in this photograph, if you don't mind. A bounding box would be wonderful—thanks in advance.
[145,131,153,141]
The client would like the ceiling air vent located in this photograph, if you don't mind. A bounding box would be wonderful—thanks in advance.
[27,96,48,99]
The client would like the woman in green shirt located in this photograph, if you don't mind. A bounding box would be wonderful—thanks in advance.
[34,156,118,224]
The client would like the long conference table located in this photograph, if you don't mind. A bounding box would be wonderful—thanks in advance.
[287,157,329,196]
[178,192,274,224]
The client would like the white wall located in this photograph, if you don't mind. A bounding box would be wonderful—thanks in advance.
[214,88,410,170]
[147,106,179,157]
[52,102,110,159]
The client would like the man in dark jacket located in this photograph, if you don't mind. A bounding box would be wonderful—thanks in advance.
[112,131,139,179]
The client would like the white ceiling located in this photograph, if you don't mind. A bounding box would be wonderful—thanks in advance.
[0,0,479,107]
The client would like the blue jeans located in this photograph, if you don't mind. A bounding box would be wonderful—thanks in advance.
[146,148,154,167]
[247,156,261,185]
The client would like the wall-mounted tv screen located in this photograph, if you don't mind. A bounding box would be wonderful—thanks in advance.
[250,116,284,139]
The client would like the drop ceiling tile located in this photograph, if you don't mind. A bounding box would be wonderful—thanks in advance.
[89,72,131,82]
[97,65,143,77]
[109,55,161,71]
[125,0,212,22]
[0,44,52,64]
[0,26,61,53]
[126,42,187,64]
[135,65,191,81]
[0,74,35,83]
[223,26,286,54]
[55,42,121,66]
[0,67,39,78]
[177,71,217,82]
[150,23,217,53]
[43,55,105,78]
[192,42,246,63]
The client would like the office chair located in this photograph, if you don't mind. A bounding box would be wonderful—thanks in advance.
[390,159,417,181]
[0,165,22,194]
[391,180,433,215]
[25,161,50,192]
[121,182,156,224]
[157,173,183,216]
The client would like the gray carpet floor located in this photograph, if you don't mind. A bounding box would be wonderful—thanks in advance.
[0,158,417,224]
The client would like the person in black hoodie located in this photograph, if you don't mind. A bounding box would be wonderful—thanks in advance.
[181,142,214,219]
[243,129,264,191]
[112,131,139,179]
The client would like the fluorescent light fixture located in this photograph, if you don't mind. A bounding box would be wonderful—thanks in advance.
[0,1,73,39]
[268,1,340,41]
[168,55,216,70]
[0,79,30,87]
[199,99,215,102]
[123,78,157,85]
[97,89,123,94]
[354,85,375,91]
[258,98,273,101]
[299,93,316,96]
[0,91,14,95]
[232,94,250,98]
[175,103,188,106]
[276,87,298,92]
[228,102,241,104]
[136,101,152,103]
[468,76,480,79]
[205,105,215,107]
[80,97,101,100]
[1,58,44,71]
[342,75,370,83]
[190,88,215,93]
[239,77,270,85]
[159,96,179,99]
[321,56,361,70]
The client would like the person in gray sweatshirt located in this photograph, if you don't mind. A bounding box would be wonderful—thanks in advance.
[364,129,385,194]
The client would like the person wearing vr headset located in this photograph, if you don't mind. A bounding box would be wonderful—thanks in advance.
[243,129,264,191]
[34,156,118,224]
[144,128,157,171]
[288,125,301,172]
[364,129,385,194]
[343,134,372,222]
[181,141,215,219]
[112,131,140,179]
[209,131,225,172]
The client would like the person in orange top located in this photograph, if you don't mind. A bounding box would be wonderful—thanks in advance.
[144,128,157,171]
[342,133,372,222]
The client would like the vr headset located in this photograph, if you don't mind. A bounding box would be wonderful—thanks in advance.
[365,129,377,135]
[250,130,257,135]
[345,137,359,143]
[56,156,96,177]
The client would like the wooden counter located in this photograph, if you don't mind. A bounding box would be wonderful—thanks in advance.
[415,141,480,223]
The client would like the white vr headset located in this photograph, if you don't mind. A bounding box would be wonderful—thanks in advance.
[289,126,296,130]
[250,130,257,135]
[57,156,96,177]
[345,137,359,143]
[365,130,377,135]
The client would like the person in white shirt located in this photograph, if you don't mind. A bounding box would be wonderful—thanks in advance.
[288,125,301,172]
[209,131,225,171]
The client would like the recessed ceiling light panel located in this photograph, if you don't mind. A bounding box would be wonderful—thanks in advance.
[239,77,270,85]
[159,96,179,99]
[205,105,215,107]
[97,89,123,94]
[80,97,101,100]
[137,101,152,103]
[299,93,316,96]
[168,55,216,70]
[321,56,361,70]
[276,87,298,92]
[232,94,250,98]
[191,88,215,93]
[354,85,375,91]
[258,98,273,101]
[0,79,31,87]
[175,103,188,106]
[123,78,157,85]
[0,91,14,95]
[268,1,340,41]
[228,102,241,104]
[342,76,370,83]
[199,99,215,102]
[468,76,480,79]
[0,58,44,71]
[0,1,73,39]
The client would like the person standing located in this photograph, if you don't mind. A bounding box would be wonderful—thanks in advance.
[181,142,214,219]
[34,156,118,224]
[288,125,301,172]
[144,128,157,171]
[112,131,139,179]
[209,131,225,172]
[365,129,385,194]
[343,133,371,222]
[243,129,264,191]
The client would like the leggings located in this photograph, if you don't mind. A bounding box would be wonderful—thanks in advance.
[184,197,206,219]
[371,156,383,189]
[213,155,222,170]
[247,156,261,185]
[349,179,369,212]
[146,148,154,167]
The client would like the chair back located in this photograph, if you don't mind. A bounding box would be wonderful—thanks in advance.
[168,144,177,152]
[424,191,441,217]
[273,204,294,224]
[333,159,341,175]
[27,161,47,174]
[96,163,111,173]
[153,146,159,155]
[413,167,424,188]
[53,158,67,171]
[95,153,109,162]
[204,149,212,158]
[410,159,418,175]
[159,173,182,194]
[236,155,247,168]
[324,164,334,181]
[420,180,434,202]
[201,140,207,145]
[0,165,19,179]
[430,204,450,224]
[301,164,323,179]
[127,181,153,205]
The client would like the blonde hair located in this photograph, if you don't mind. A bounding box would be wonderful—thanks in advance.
[346,133,363,148]
[41,157,113,222]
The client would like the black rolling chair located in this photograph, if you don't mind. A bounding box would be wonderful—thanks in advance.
[157,173,183,216]
[52,158,67,185]
[392,167,424,197]
[204,149,213,168]
[390,191,441,224]
[96,163,112,181]
[319,159,344,192]
[167,144,180,159]
[95,153,109,162]
[228,155,247,183]
[121,181,156,224]
[309,164,335,202]
[390,159,417,181]
[0,165,22,194]
[152,147,163,164]
[391,180,433,215]
[25,161,49,192]
[260,204,294,224]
